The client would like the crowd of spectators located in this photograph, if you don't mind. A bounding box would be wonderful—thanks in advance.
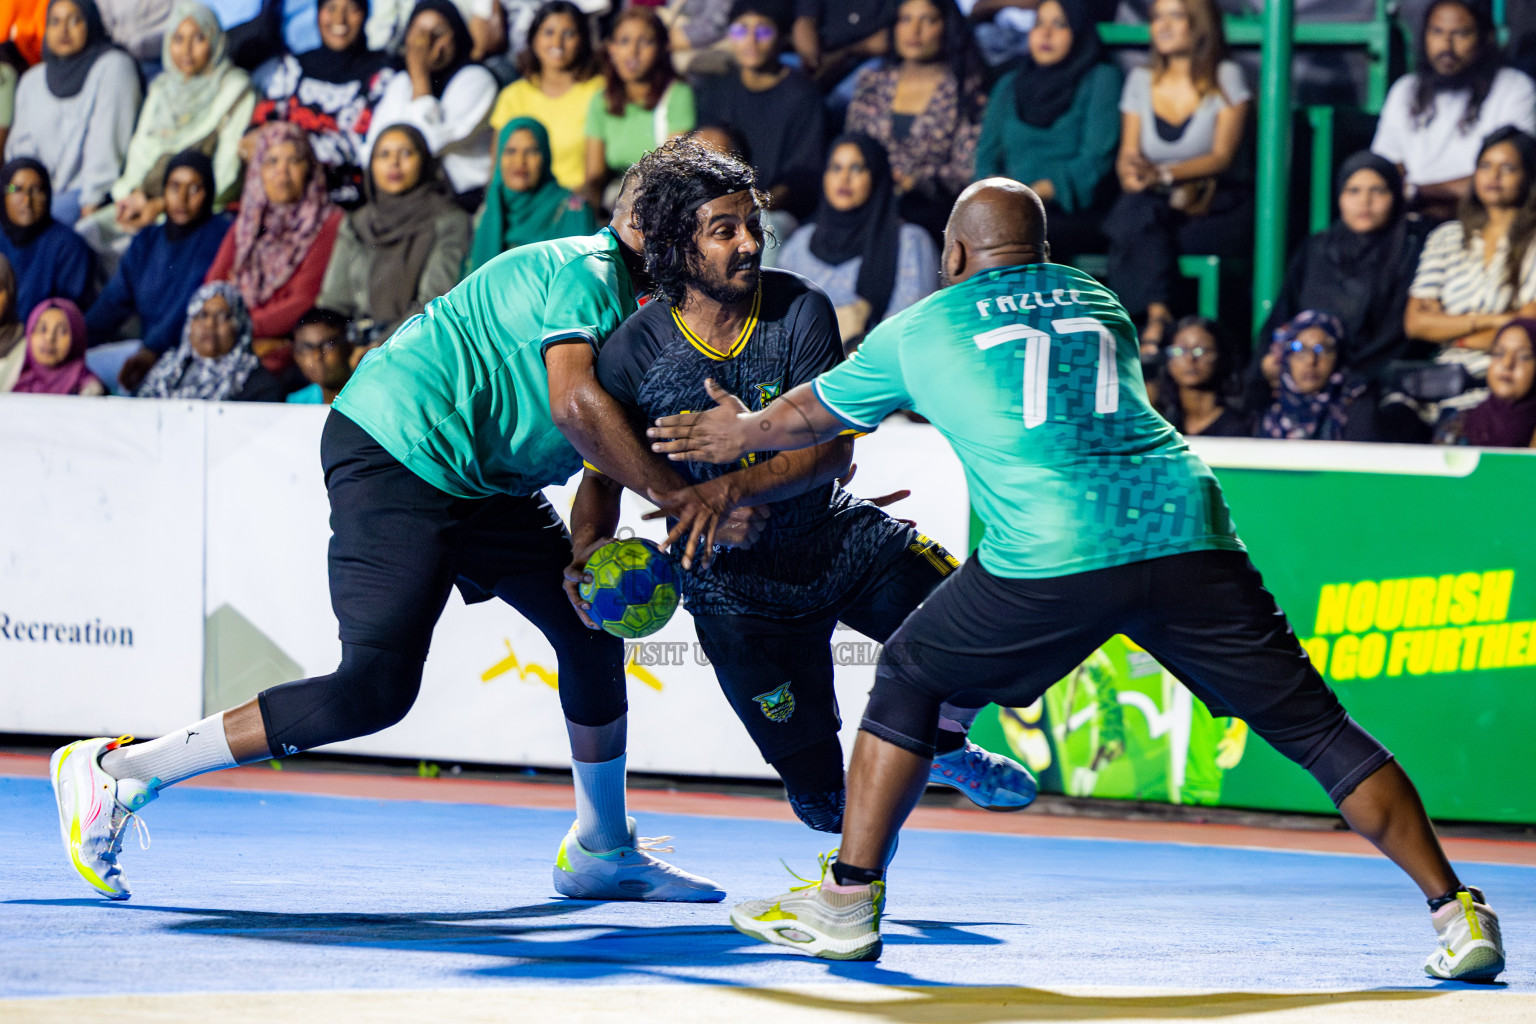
[0,0,1533,449]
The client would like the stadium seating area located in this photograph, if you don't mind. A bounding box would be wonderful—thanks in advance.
[0,0,1533,447]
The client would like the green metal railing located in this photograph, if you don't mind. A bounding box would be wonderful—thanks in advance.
[1253,0,1295,336]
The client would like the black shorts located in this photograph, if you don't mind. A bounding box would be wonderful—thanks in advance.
[693,527,957,765]
[320,410,625,727]
[323,410,575,653]
[864,549,1391,805]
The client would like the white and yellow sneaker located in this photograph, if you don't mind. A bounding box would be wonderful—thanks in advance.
[730,879,884,961]
[552,817,725,902]
[49,737,155,901]
[1425,887,1504,981]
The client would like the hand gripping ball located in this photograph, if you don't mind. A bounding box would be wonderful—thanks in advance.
[577,537,680,638]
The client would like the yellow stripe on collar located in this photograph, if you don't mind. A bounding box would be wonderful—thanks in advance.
[671,287,761,361]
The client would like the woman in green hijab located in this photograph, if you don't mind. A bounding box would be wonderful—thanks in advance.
[468,117,596,272]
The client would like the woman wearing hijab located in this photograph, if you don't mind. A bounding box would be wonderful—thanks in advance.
[776,133,936,349]
[0,254,27,391]
[135,281,287,401]
[974,0,1121,261]
[85,151,233,393]
[206,122,344,358]
[248,0,395,207]
[77,2,254,265]
[1259,152,1429,382]
[467,116,593,272]
[1435,319,1536,447]
[0,158,93,317]
[6,0,141,225]
[319,123,471,342]
[1255,311,1379,442]
[9,297,104,396]
[366,0,498,208]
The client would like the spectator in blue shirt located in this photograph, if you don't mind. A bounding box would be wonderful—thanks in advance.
[84,152,232,393]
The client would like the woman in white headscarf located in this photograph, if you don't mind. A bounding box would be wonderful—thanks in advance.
[78,1,255,265]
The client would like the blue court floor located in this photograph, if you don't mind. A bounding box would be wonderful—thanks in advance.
[2,774,1532,1021]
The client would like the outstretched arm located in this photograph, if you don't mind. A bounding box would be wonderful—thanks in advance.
[648,378,846,464]
[546,344,764,568]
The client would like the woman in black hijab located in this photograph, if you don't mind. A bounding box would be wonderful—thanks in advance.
[778,132,938,350]
[1258,151,1430,381]
[85,149,234,393]
[0,157,93,317]
[245,0,395,207]
[974,0,1121,262]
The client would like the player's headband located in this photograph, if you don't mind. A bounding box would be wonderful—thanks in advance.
[686,187,755,215]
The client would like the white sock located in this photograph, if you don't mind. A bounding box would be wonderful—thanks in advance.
[99,713,237,791]
[571,753,631,853]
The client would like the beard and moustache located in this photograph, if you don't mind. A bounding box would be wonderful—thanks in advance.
[1423,43,1493,95]
[690,247,761,305]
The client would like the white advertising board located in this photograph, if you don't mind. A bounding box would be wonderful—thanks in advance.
[0,396,206,736]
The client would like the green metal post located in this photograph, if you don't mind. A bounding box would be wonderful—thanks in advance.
[1252,0,1294,340]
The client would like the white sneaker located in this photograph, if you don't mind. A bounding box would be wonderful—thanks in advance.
[49,737,156,901]
[552,817,725,902]
[731,881,884,961]
[1425,887,1505,981]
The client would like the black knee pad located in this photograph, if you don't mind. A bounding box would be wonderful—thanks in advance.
[258,643,424,756]
[788,789,845,833]
[860,670,943,758]
[1268,713,1394,806]
[553,626,627,728]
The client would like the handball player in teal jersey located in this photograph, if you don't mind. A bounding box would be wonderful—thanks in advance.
[48,170,754,905]
[648,179,1506,978]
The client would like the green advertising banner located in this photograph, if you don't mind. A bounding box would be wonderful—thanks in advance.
[968,443,1536,825]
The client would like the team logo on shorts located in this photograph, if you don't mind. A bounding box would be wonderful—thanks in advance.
[753,682,796,722]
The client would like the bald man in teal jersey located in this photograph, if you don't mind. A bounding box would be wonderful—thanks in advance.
[648,179,1506,980]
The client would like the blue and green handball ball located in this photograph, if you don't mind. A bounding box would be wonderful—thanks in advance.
[578,537,680,638]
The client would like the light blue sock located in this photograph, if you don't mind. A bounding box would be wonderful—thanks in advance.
[572,753,631,853]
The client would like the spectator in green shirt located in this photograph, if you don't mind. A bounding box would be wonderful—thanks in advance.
[583,7,695,210]
[974,0,1120,262]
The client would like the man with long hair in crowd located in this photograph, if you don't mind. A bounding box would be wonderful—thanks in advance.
[1373,0,1536,220]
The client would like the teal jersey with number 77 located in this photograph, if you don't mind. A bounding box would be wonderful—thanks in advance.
[811,262,1245,579]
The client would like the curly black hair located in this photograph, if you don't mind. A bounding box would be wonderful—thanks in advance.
[630,137,765,308]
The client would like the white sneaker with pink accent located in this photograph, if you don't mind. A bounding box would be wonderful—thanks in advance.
[49,736,154,901]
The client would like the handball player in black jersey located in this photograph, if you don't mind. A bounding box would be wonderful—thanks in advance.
[564,139,1036,832]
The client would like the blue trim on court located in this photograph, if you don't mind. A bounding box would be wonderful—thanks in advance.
[3,776,1532,999]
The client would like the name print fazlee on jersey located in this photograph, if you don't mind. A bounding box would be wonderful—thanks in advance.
[975,289,1089,319]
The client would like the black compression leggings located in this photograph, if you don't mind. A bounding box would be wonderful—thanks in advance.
[258,570,626,756]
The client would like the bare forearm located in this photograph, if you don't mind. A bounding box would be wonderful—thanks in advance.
[738,386,847,454]
[1405,305,1509,345]
[560,383,688,495]
[720,437,853,508]
[1164,151,1234,182]
[569,471,623,550]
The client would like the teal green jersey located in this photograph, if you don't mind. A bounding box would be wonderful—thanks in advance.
[332,229,638,499]
[811,262,1243,578]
